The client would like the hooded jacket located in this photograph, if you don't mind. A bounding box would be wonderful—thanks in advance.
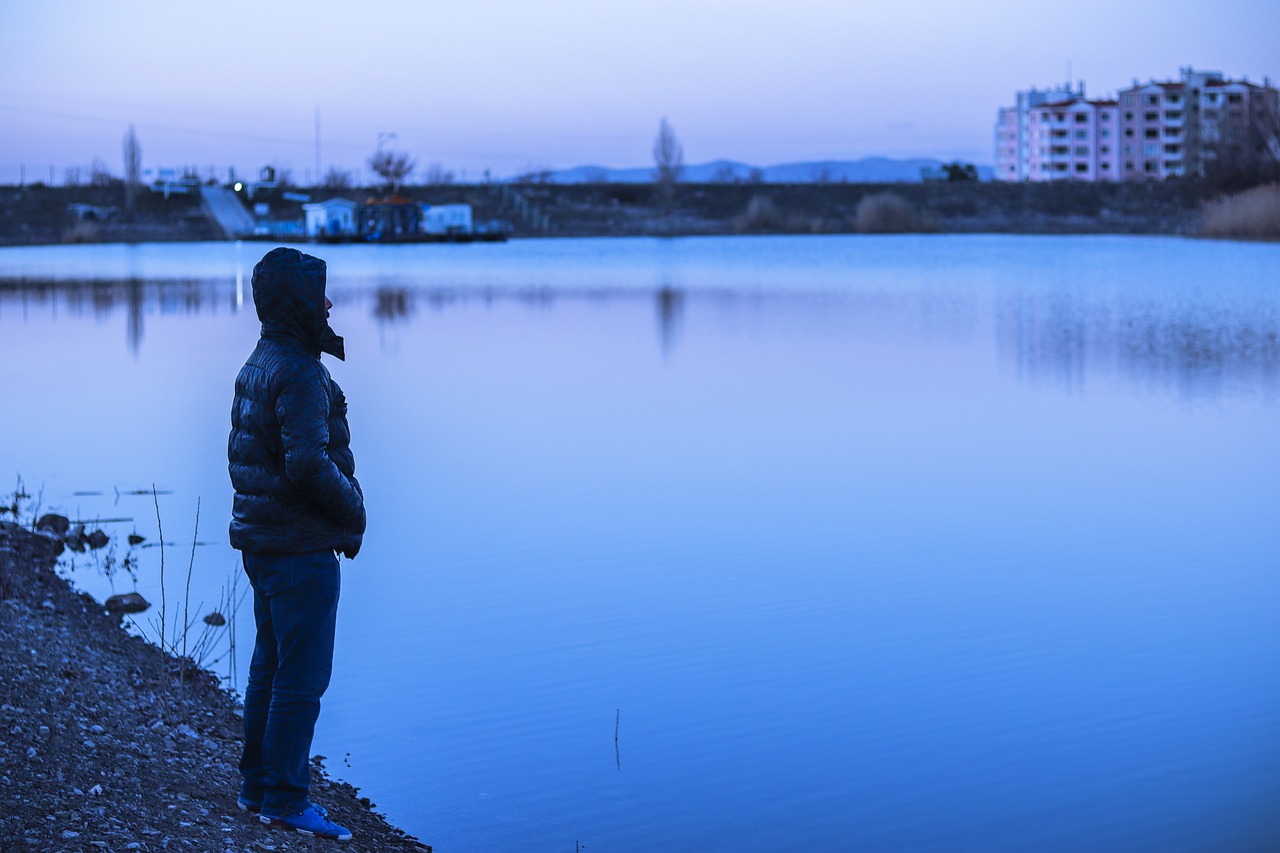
[228,247,365,556]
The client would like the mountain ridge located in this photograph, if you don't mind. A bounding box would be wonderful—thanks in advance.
[520,157,994,184]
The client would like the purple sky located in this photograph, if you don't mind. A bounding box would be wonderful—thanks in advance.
[1,0,1276,184]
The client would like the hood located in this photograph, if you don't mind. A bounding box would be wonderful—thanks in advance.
[251,247,345,360]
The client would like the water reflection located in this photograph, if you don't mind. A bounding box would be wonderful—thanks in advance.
[656,286,684,356]
[997,289,1280,398]
[2,276,1276,401]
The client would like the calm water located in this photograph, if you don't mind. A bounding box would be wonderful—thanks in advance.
[2,236,1278,851]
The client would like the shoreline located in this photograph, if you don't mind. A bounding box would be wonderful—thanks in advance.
[0,180,1216,247]
[0,519,431,852]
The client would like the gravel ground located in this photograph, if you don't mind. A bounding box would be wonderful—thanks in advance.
[0,520,431,852]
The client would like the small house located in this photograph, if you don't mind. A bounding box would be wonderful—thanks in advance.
[359,197,422,241]
[422,203,473,236]
[303,198,358,239]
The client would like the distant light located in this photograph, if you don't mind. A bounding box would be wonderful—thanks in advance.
[233,182,243,192]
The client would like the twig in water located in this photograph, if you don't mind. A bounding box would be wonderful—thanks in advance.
[180,497,201,714]
[152,484,167,708]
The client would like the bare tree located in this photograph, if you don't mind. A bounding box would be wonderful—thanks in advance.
[368,150,416,195]
[89,158,113,187]
[424,162,455,186]
[123,125,142,213]
[652,117,683,206]
[322,167,353,191]
[64,165,83,187]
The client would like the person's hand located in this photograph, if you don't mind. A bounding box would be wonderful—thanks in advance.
[341,544,360,560]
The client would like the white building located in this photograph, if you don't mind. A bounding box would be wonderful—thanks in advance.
[302,198,358,239]
[422,203,473,236]
[1025,98,1120,182]
[995,83,1084,181]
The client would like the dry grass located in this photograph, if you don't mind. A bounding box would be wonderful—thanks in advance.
[1201,183,1280,241]
[732,195,787,232]
[854,192,935,233]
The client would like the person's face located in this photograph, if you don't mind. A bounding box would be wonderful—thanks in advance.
[325,295,332,318]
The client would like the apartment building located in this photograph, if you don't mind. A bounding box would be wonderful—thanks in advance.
[994,83,1082,181]
[1025,98,1119,182]
[997,67,1278,182]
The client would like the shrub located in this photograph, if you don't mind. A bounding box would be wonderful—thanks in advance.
[732,195,785,233]
[1201,183,1280,241]
[854,191,933,233]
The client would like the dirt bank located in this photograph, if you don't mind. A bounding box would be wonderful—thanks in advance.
[0,180,1209,246]
[0,520,430,852]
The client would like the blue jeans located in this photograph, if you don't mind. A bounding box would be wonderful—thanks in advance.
[239,550,340,818]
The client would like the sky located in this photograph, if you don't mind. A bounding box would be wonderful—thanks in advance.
[1,0,1277,184]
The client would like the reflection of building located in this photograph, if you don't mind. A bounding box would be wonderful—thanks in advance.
[303,198,358,239]
[997,68,1279,181]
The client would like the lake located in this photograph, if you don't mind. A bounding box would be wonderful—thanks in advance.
[2,235,1278,851]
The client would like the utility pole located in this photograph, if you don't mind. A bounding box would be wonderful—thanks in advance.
[315,105,321,188]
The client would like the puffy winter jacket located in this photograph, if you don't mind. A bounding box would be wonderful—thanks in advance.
[228,247,365,556]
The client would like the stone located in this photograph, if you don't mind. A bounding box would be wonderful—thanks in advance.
[35,514,70,536]
[104,593,150,615]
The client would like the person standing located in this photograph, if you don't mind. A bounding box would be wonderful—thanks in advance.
[228,247,365,842]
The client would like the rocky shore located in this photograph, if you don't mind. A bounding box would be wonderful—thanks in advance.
[0,520,430,852]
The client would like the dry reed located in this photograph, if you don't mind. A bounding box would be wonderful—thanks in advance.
[1201,183,1280,241]
[854,192,934,233]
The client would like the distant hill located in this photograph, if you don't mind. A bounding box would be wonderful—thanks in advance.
[520,157,995,184]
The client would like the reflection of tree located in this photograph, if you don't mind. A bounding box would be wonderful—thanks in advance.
[0,279,227,356]
[127,279,143,356]
[996,291,1280,398]
[373,287,411,322]
[655,286,683,357]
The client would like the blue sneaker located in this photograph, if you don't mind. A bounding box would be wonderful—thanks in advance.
[241,798,327,818]
[261,803,351,841]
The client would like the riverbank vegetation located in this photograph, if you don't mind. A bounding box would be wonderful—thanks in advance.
[1201,184,1280,241]
[0,178,1217,245]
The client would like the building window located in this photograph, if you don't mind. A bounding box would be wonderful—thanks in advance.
[1125,162,1135,171]
[1144,160,1158,172]
[1145,129,1158,138]
[1124,94,1134,104]
[1144,94,1159,106]
[1075,146,1089,155]
[1124,128,1135,137]
[1100,145,1111,154]
[1101,162,1111,170]
[1164,144,1181,154]
[1100,129,1111,138]
[1123,144,1133,154]
[1075,113,1088,123]
[1165,94,1181,104]
[1144,111,1159,122]
[1075,130,1088,139]
[1100,112,1110,120]
[1228,93,1243,104]
[1075,163,1088,172]
[1164,111,1182,120]
[1124,111,1134,120]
